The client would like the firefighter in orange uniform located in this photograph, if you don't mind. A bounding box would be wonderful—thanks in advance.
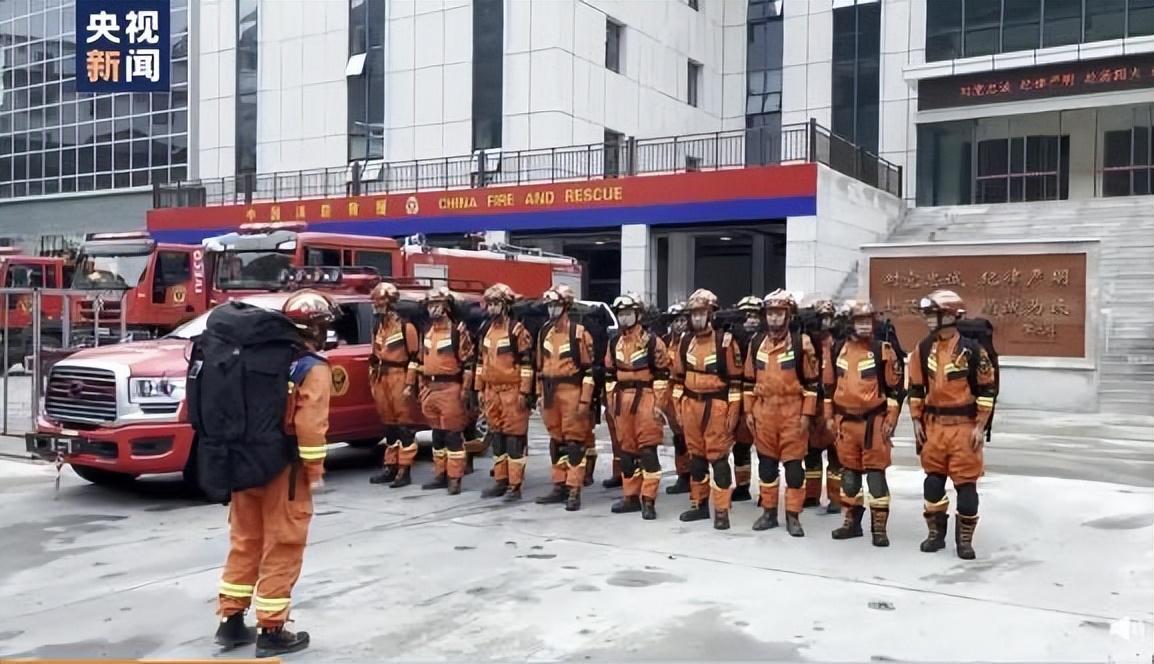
[745,289,821,537]
[805,298,843,512]
[475,284,535,501]
[418,287,475,495]
[828,302,904,547]
[368,282,423,488]
[672,289,743,530]
[605,294,670,520]
[215,290,336,658]
[534,285,596,511]
[908,290,996,560]
[663,302,691,495]
[731,296,765,503]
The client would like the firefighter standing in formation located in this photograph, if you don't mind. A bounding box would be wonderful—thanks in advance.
[534,285,597,511]
[475,284,536,502]
[368,282,422,488]
[744,290,821,537]
[828,302,904,547]
[663,302,692,495]
[908,290,996,560]
[605,293,670,520]
[418,287,475,495]
[731,296,765,504]
[672,289,743,530]
[214,290,337,658]
[805,298,843,513]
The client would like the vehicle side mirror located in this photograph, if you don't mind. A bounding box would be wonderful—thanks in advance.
[324,329,339,351]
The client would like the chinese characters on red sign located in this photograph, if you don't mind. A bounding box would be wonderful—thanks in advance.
[869,253,1087,359]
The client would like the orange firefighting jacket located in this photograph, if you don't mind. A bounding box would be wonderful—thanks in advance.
[475,316,534,394]
[907,329,996,428]
[536,314,595,405]
[420,318,474,389]
[371,311,420,386]
[741,331,820,416]
[290,361,332,483]
[605,326,671,415]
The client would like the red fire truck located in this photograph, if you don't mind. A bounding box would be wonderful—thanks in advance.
[0,249,71,368]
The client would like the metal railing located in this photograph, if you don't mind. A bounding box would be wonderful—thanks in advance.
[153,120,903,209]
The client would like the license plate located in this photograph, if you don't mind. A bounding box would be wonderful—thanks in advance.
[25,433,83,458]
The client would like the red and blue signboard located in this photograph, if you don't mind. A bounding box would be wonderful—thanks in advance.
[147,163,818,243]
[76,0,170,93]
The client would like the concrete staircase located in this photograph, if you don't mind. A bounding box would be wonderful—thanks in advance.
[846,195,1154,415]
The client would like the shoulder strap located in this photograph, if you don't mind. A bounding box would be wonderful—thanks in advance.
[571,322,586,371]
[609,333,621,369]
[871,338,887,396]
[476,319,492,364]
[715,329,728,381]
[749,332,766,382]
[537,321,554,370]
[290,353,323,385]
[646,332,657,373]
[961,337,982,398]
[917,335,934,388]
[678,331,692,374]
[792,331,806,386]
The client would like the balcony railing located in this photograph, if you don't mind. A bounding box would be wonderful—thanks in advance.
[153,120,903,209]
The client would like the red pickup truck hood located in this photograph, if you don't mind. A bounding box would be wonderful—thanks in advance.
[66,338,191,376]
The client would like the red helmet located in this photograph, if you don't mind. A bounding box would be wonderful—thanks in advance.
[282,289,339,344]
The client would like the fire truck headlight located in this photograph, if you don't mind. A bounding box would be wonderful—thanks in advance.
[129,377,186,403]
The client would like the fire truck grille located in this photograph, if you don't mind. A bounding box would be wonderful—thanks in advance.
[46,366,118,424]
[78,299,122,321]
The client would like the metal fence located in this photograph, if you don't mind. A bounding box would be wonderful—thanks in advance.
[0,288,128,436]
[153,120,903,209]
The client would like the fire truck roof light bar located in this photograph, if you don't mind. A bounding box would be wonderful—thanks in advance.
[240,221,309,234]
[278,266,382,292]
[86,232,153,241]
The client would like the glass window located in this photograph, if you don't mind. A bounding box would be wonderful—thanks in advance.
[355,250,393,275]
[745,112,781,166]
[1002,0,1041,51]
[236,0,258,175]
[926,0,964,61]
[471,0,503,151]
[964,0,1001,56]
[606,19,623,73]
[1084,0,1125,41]
[306,247,342,266]
[689,0,699,10]
[604,129,624,177]
[1042,0,1082,46]
[687,60,701,107]
[1131,0,1154,36]
[830,2,880,153]
[1103,127,1154,197]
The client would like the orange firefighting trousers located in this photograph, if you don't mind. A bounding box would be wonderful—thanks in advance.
[218,465,312,628]
[751,395,806,513]
[680,395,736,512]
[542,383,593,489]
[613,387,663,501]
[921,417,984,484]
[484,383,530,484]
[373,368,421,468]
[805,415,840,502]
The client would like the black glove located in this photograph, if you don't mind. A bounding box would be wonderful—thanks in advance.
[466,390,480,411]
[589,393,603,425]
[523,392,538,411]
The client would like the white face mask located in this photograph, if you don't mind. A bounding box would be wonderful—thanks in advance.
[853,319,874,338]
[618,311,637,328]
[547,304,564,320]
[743,316,761,333]
[671,318,687,335]
[765,310,787,330]
[822,316,834,330]
[487,302,505,318]
[427,303,446,319]
[690,312,709,331]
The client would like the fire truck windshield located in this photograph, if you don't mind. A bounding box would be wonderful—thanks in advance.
[72,254,149,290]
[212,250,294,290]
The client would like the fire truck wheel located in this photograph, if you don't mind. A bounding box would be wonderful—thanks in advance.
[71,464,137,487]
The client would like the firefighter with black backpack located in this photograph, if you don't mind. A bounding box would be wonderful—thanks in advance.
[672,289,744,531]
[198,289,338,658]
[605,293,671,520]
[744,289,822,537]
[368,281,423,488]
[534,285,597,511]
[827,301,905,547]
[803,297,843,513]
[418,286,475,495]
[908,289,997,560]
[474,283,535,502]
[730,296,765,504]
[663,301,692,495]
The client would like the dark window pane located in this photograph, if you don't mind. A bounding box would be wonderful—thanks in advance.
[1103,129,1132,168]
[472,0,504,150]
[926,0,964,61]
[1043,0,1082,46]
[1131,0,1154,36]
[1084,0,1125,41]
[1002,0,1041,50]
[1103,171,1130,196]
[687,61,700,107]
[606,20,622,72]
[236,0,259,174]
[978,139,1009,176]
[964,0,1002,56]
[745,112,781,166]
[1134,127,1150,166]
[832,7,857,63]
[978,178,1009,203]
[830,60,856,138]
[96,173,112,189]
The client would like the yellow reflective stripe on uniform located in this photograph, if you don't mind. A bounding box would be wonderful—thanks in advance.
[704,353,717,364]
[432,448,447,458]
[297,445,327,460]
[407,361,420,371]
[943,363,959,373]
[909,396,924,404]
[858,359,876,370]
[558,343,571,354]
[887,397,899,409]
[436,338,454,349]
[630,350,647,362]
[642,471,662,480]
[519,367,533,377]
[653,380,669,391]
[672,385,684,398]
[977,396,995,408]
[762,478,780,489]
[493,454,509,462]
[605,381,618,393]
[803,390,818,398]
[727,389,742,402]
[804,470,822,479]
[836,358,849,370]
[219,581,254,598]
[927,356,939,371]
[582,376,595,386]
[447,450,467,459]
[757,351,770,363]
[253,596,292,610]
[778,351,795,363]
[743,389,754,398]
[869,495,892,508]
[386,332,404,345]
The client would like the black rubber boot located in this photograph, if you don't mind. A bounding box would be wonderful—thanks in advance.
[611,496,641,514]
[920,512,949,553]
[255,626,310,658]
[369,466,398,485]
[825,499,842,514]
[678,501,710,522]
[214,613,255,649]
[955,514,978,560]
[602,475,623,489]
[731,485,752,502]
[389,466,412,488]
[640,497,657,521]
[584,456,597,487]
[665,474,690,495]
[803,497,820,508]
[464,454,475,475]
[565,487,582,512]
[481,480,508,498]
[447,478,462,495]
[752,508,779,531]
[831,505,865,540]
[503,485,522,502]
[871,508,891,547]
[536,484,568,505]
[785,511,805,537]
[422,474,448,491]
[713,509,730,530]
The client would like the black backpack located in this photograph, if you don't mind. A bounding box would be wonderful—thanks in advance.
[917,318,1000,439]
[187,301,305,504]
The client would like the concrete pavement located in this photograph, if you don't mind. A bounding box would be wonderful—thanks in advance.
[0,414,1151,662]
